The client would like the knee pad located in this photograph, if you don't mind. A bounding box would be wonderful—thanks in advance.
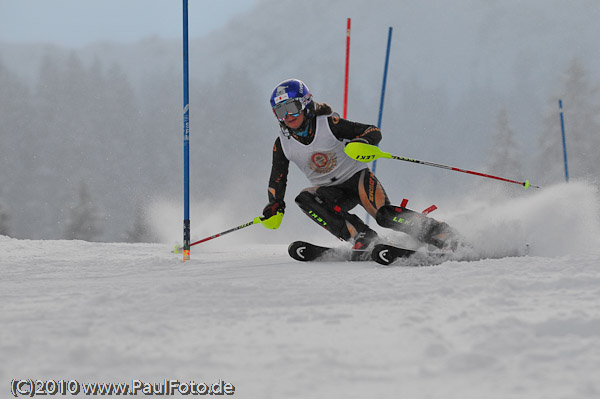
[295,191,330,228]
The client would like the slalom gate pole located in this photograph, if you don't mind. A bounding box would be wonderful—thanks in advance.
[343,18,351,119]
[559,99,569,182]
[174,217,264,252]
[182,0,191,261]
[345,142,540,189]
[372,26,393,177]
[366,27,393,224]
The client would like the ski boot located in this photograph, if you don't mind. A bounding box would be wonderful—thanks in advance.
[350,229,380,261]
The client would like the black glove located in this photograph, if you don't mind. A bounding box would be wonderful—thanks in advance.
[263,200,285,219]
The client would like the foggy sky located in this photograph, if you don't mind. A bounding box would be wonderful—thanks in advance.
[0,0,258,46]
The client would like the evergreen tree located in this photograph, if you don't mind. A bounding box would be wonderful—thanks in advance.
[479,108,524,199]
[123,207,155,243]
[28,53,70,238]
[0,60,30,158]
[0,200,10,236]
[0,60,27,237]
[63,182,103,241]
[486,108,523,179]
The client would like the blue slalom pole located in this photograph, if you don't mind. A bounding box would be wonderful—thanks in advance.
[372,26,393,176]
[367,27,392,225]
[183,0,191,260]
[559,99,569,182]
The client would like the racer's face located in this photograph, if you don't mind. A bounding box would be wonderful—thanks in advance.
[283,112,305,130]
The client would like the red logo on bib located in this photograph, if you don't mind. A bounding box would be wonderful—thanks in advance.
[310,152,337,173]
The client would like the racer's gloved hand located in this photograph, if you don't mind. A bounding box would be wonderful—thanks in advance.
[261,200,285,229]
[263,200,285,218]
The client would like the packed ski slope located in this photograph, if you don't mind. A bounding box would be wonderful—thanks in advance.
[2,181,600,398]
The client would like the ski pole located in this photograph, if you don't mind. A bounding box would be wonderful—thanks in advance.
[174,216,264,253]
[345,142,539,189]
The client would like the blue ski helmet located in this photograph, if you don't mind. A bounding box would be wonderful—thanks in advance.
[270,79,313,121]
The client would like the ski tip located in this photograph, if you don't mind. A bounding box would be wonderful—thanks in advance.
[288,241,313,261]
[371,244,416,266]
[372,246,394,265]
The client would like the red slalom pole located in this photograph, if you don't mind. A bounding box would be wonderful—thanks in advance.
[190,217,264,247]
[343,18,351,119]
[173,217,264,253]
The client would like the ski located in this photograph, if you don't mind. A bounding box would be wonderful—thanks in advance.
[371,244,417,265]
[371,243,458,266]
[288,241,454,265]
[288,241,371,262]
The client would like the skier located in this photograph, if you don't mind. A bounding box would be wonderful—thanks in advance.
[261,78,458,258]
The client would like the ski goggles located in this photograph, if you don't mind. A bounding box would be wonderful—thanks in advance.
[273,98,305,121]
[273,92,312,121]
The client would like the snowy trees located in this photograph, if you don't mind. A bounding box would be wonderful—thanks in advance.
[2,39,600,241]
[535,59,600,184]
[1,51,151,240]
[485,58,600,190]
[0,47,266,241]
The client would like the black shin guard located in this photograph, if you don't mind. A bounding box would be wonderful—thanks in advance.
[295,191,369,242]
[375,205,451,248]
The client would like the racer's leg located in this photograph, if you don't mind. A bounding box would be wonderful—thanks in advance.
[295,185,375,242]
[355,169,390,217]
[375,205,458,249]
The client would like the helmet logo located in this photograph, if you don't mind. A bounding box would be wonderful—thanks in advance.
[273,86,289,104]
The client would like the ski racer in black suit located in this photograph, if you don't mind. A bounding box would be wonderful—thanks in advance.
[261,78,458,253]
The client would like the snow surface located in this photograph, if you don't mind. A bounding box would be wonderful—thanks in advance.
[2,181,600,398]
